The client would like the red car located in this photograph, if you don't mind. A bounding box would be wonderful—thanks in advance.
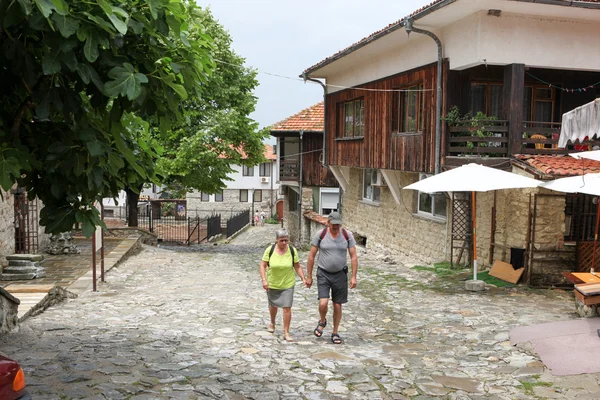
[0,352,31,400]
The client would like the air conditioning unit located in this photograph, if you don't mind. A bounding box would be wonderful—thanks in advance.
[371,170,385,186]
[261,177,270,184]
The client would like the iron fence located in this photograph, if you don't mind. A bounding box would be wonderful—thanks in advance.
[207,214,221,239]
[227,209,250,237]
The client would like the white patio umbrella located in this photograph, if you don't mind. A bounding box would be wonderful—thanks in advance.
[404,164,542,288]
[570,150,600,162]
[541,173,600,272]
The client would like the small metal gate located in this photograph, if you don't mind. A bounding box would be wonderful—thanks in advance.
[450,192,471,267]
[14,191,39,254]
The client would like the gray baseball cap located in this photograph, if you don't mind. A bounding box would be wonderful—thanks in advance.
[328,211,342,225]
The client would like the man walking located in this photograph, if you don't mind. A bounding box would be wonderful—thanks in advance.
[306,212,358,344]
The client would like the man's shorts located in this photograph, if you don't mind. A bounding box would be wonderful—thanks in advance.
[316,267,348,304]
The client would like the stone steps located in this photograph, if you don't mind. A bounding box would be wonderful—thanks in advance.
[1,254,46,280]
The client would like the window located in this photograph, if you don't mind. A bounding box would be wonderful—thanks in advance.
[201,192,210,202]
[215,190,223,202]
[288,188,298,212]
[341,98,365,138]
[417,174,447,219]
[470,83,503,117]
[393,84,424,133]
[523,86,555,124]
[253,190,262,202]
[242,165,254,176]
[259,163,271,177]
[320,188,340,215]
[239,189,248,202]
[362,169,381,203]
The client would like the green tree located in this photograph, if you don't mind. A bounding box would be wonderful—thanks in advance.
[0,0,214,235]
[156,7,268,198]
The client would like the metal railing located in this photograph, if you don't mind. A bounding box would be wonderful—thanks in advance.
[226,209,250,237]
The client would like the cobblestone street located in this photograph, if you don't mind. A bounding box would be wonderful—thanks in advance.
[1,224,599,399]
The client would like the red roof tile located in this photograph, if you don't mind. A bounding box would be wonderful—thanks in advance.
[515,155,600,178]
[217,143,276,161]
[303,0,600,76]
[271,102,324,132]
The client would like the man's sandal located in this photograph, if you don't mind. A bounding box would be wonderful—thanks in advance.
[331,333,342,344]
[314,320,327,337]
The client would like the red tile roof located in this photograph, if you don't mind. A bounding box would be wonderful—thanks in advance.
[271,102,324,132]
[515,155,600,178]
[218,143,276,161]
[303,0,600,76]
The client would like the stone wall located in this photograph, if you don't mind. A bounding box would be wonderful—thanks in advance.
[0,287,19,334]
[188,189,277,223]
[282,187,314,247]
[341,169,450,265]
[0,189,15,269]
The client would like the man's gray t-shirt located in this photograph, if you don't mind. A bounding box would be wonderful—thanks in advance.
[311,228,356,273]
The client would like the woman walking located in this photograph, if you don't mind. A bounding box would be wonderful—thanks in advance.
[259,229,306,342]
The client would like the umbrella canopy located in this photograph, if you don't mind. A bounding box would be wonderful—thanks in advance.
[404,163,542,193]
[570,150,600,162]
[403,163,541,288]
[540,173,600,196]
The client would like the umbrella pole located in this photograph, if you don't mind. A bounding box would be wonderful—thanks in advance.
[472,191,477,281]
[593,201,600,273]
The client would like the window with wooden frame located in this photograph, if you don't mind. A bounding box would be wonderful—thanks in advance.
[200,192,210,202]
[259,162,271,177]
[242,165,254,176]
[239,189,248,202]
[470,82,504,117]
[340,98,365,138]
[392,84,425,134]
[417,174,447,220]
[523,86,555,124]
[214,190,223,202]
[253,190,262,202]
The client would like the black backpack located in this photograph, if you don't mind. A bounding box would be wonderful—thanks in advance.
[267,244,296,267]
[317,228,350,248]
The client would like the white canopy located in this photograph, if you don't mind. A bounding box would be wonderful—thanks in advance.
[541,173,600,197]
[403,163,541,194]
[559,98,600,148]
[570,149,600,162]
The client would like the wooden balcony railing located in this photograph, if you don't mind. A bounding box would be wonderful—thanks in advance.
[447,120,600,158]
[447,119,509,158]
[279,159,299,182]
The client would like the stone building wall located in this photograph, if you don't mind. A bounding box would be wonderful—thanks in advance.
[282,186,314,247]
[0,287,19,334]
[341,169,450,265]
[187,189,277,223]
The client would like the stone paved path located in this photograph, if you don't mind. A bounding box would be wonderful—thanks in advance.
[1,224,600,399]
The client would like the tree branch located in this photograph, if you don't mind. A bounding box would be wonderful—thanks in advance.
[11,100,35,140]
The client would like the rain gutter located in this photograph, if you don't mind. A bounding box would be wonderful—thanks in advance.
[405,18,443,175]
[301,74,327,168]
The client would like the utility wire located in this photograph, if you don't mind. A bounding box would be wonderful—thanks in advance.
[213,58,434,93]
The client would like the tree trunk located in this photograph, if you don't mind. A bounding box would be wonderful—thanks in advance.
[126,185,143,227]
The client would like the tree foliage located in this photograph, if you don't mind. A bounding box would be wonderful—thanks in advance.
[156,7,268,197]
[0,0,214,235]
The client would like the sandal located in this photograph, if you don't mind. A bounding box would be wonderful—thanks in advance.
[284,334,294,342]
[267,324,275,333]
[314,320,327,337]
[331,333,342,344]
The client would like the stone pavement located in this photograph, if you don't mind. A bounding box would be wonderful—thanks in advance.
[1,236,140,320]
[1,224,600,399]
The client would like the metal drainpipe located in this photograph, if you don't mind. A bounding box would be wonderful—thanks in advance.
[298,130,304,244]
[405,19,443,175]
[302,74,327,168]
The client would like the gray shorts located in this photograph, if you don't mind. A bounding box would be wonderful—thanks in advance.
[317,267,348,304]
[267,287,294,308]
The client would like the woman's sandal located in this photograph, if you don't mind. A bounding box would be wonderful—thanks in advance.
[331,333,342,344]
[267,324,275,333]
[314,320,327,337]
[284,334,294,342]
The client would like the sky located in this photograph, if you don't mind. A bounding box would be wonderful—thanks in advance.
[197,0,433,132]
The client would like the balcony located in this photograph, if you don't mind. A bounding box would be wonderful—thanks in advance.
[279,159,299,182]
[445,119,600,168]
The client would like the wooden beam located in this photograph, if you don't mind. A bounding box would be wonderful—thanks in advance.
[503,64,525,155]
[329,165,350,192]
[380,169,402,205]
